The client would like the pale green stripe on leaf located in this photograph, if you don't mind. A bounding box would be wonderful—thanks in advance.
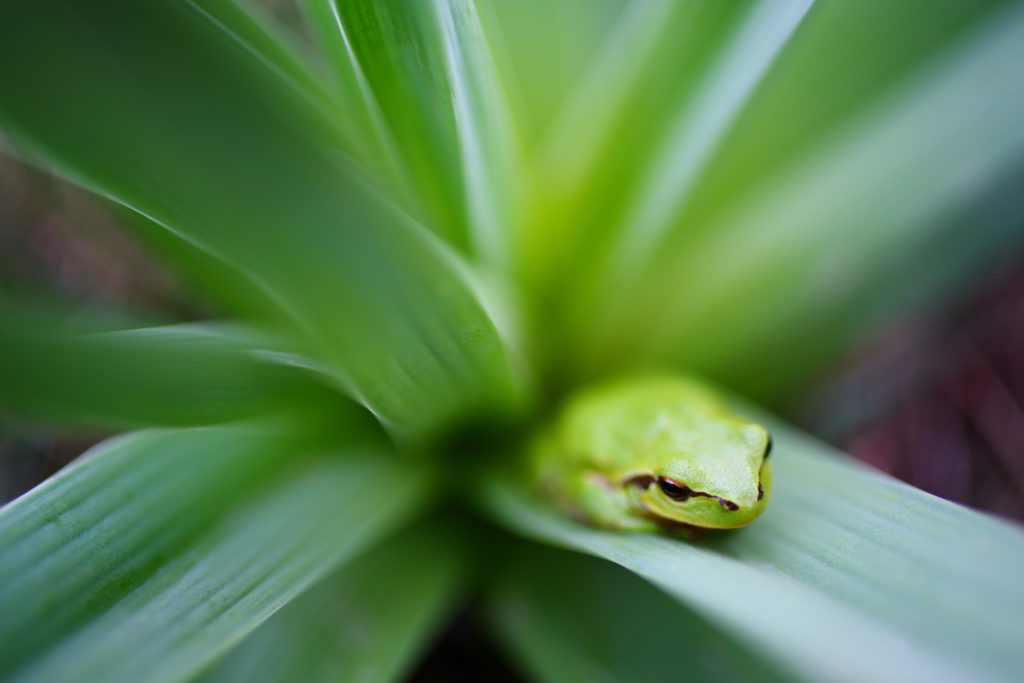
[607,0,813,281]
[518,1,776,359]
[297,0,413,196]
[684,0,1013,219]
[186,0,340,130]
[520,0,708,292]
[323,0,526,262]
[325,0,470,249]
[473,0,627,148]
[429,0,526,267]
[537,0,676,199]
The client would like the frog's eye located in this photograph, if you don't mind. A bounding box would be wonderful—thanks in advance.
[658,477,692,501]
[763,434,774,459]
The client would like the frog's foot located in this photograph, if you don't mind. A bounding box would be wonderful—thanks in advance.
[571,471,659,532]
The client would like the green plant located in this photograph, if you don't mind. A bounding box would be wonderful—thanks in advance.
[1,1,1023,681]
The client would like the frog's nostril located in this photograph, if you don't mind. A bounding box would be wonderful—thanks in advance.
[719,499,740,511]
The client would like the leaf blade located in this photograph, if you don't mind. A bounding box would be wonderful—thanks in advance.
[320,0,527,264]
[486,541,790,683]
[0,424,432,683]
[0,308,331,428]
[199,518,463,683]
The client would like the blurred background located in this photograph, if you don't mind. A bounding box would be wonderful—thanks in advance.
[3,150,1023,522]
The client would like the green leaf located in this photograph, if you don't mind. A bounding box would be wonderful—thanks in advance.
[474,0,627,148]
[199,518,464,683]
[108,207,289,325]
[525,1,803,287]
[187,0,338,124]
[598,0,813,282]
[323,0,526,263]
[487,541,789,683]
[182,0,392,198]
[685,0,1015,217]
[481,406,1024,682]
[297,0,412,199]
[0,1,521,441]
[0,424,432,683]
[0,307,332,428]
[429,0,528,267]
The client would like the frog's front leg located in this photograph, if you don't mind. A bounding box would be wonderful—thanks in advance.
[570,471,659,532]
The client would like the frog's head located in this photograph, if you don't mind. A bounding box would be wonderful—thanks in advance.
[625,420,772,529]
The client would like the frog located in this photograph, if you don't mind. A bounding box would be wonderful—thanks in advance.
[531,375,772,531]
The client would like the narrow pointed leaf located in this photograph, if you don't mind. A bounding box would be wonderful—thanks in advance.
[0,309,330,428]
[688,0,1013,216]
[606,0,813,280]
[298,0,413,197]
[200,519,464,683]
[431,0,527,266]
[188,0,338,125]
[521,0,744,301]
[474,0,627,147]
[487,542,789,683]
[0,424,432,683]
[326,0,525,261]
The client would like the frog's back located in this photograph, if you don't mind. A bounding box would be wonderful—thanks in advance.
[549,375,725,475]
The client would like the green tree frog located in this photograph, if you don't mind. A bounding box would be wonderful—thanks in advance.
[532,375,772,531]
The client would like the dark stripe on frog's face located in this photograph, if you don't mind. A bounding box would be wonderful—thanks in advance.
[625,473,740,509]
[658,477,740,511]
